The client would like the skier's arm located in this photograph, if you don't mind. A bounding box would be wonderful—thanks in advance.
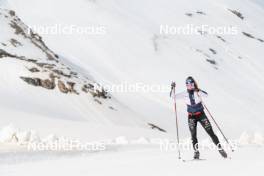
[197,89,208,97]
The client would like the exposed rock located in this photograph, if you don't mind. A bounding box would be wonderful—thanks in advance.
[82,83,95,93]
[67,82,75,90]
[10,38,22,47]
[216,35,226,42]
[82,86,88,93]
[257,38,264,43]
[52,69,71,78]
[98,89,109,99]
[90,89,109,99]
[196,11,206,15]
[20,77,55,90]
[9,20,25,35]
[242,32,264,43]
[1,9,111,104]
[195,49,210,58]
[242,32,255,39]
[49,73,60,80]
[186,11,206,17]
[67,82,78,94]
[9,14,59,61]
[36,62,55,69]
[9,10,16,17]
[206,59,217,65]
[87,83,94,89]
[0,49,17,58]
[209,48,217,55]
[26,58,37,63]
[148,123,167,133]
[185,13,193,17]
[40,79,55,89]
[70,71,78,76]
[94,99,102,104]
[20,77,41,86]
[109,106,117,111]
[58,80,69,93]
[28,67,40,73]
[228,9,244,20]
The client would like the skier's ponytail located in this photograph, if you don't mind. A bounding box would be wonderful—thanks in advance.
[193,78,199,91]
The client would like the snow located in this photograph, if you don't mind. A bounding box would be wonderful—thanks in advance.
[0,124,263,175]
[0,0,264,175]
[2,0,263,136]
[252,132,264,145]
[0,144,263,176]
[251,0,264,8]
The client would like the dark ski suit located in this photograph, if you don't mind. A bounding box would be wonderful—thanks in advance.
[175,90,221,151]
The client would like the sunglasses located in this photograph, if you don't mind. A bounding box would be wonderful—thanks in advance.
[186,82,195,89]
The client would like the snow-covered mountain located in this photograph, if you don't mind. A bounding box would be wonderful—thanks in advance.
[0,0,264,176]
[0,7,157,142]
[2,0,263,137]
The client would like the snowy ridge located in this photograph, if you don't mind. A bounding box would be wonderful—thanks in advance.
[0,8,151,130]
[0,8,109,100]
[0,125,263,150]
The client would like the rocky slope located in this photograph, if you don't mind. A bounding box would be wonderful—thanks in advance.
[0,9,109,103]
[0,8,150,131]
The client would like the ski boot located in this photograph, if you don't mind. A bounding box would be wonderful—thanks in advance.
[193,151,200,159]
[218,149,228,158]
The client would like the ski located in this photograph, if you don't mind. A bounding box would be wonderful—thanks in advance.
[182,159,206,162]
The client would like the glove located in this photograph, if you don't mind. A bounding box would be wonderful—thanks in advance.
[170,82,176,97]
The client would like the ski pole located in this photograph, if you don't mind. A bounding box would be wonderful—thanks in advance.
[170,82,181,159]
[196,92,234,152]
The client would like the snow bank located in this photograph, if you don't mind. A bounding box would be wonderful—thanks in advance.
[114,136,129,145]
[0,124,41,144]
[0,125,70,146]
[238,132,252,145]
[236,132,264,146]
[252,132,264,145]
[0,125,263,152]
[131,137,150,144]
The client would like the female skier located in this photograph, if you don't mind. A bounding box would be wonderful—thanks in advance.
[174,76,227,159]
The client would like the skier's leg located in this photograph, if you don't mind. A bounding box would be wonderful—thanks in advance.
[199,113,228,158]
[199,113,221,147]
[188,117,198,151]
